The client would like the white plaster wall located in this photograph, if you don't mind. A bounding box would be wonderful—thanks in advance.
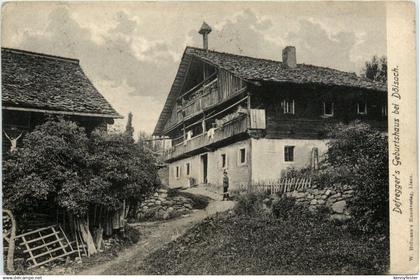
[251,138,328,182]
[168,155,199,188]
[207,139,251,190]
[167,139,251,190]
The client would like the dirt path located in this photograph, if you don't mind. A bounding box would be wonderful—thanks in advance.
[78,188,235,275]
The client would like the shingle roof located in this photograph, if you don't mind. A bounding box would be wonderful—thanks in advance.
[154,46,387,136]
[2,48,122,118]
[187,47,387,92]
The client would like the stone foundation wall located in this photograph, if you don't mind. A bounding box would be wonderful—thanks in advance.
[282,184,354,221]
[136,189,194,221]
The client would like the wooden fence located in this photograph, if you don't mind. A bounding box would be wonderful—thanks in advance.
[241,177,312,195]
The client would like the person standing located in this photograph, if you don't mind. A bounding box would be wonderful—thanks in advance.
[222,170,230,201]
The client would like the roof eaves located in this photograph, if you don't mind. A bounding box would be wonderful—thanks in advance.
[3,106,123,119]
[153,48,193,136]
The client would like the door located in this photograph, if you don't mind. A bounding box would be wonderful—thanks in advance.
[200,154,208,184]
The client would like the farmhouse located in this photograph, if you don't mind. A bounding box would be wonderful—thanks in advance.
[1,47,122,153]
[153,23,387,190]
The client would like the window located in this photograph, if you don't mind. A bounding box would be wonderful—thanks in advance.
[357,102,367,115]
[186,163,190,176]
[282,99,295,114]
[175,166,180,178]
[323,102,334,116]
[239,148,246,165]
[284,146,295,162]
[221,154,227,169]
[381,104,387,117]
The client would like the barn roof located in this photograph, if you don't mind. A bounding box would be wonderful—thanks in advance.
[155,46,387,135]
[1,48,122,119]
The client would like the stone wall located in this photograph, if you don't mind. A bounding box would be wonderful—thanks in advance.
[136,189,194,221]
[282,184,354,221]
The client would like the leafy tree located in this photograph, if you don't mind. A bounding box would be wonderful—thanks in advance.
[89,130,160,213]
[319,121,388,234]
[361,55,387,83]
[3,118,159,230]
[2,118,91,216]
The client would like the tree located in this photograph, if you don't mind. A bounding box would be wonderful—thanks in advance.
[319,121,388,234]
[3,118,160,254]
[2,118,100,254]
[89,130,160,214]
[125,112,134,142]
[2,118,90,215]
[361,55,387,83]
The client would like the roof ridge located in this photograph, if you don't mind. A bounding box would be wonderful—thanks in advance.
[2,47,80,64]
[185,46,370,78]
[185,46,284,65]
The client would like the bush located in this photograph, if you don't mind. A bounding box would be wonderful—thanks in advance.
[2,118,160,218]
[2,118,90,215]
[89,129,160,212]
[272,197,298,220]
[124,225,140,245]
[234,191,268,216]
[321,122,388,234]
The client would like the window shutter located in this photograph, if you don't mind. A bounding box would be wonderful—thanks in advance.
[292,100,295,114]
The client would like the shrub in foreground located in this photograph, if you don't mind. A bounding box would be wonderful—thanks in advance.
[272,197,302,220]
[323,122,388,234]
[234,191,269,216]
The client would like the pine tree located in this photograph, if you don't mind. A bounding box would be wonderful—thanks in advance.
[125,112,134,142]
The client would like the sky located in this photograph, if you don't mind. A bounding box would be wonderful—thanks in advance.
[1,1,387,138]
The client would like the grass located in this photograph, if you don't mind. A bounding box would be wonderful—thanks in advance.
[140,211,389,275]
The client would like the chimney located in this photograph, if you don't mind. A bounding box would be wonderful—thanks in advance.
[199,22,212,52]
[282,46,296,68]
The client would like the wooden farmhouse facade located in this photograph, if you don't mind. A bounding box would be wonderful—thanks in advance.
[2,48,122,154]
[153,28,387,190]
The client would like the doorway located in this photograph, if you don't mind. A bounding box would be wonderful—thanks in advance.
[200,154,208,184]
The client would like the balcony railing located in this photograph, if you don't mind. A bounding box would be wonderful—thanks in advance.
[178,78,219,121]
[164,114,248,161]
[163,109,266,162]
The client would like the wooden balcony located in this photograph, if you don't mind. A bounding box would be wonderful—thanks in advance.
[164,109,266,162]
[177,78,219,121]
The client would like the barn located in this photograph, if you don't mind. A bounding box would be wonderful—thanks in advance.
[2,47,122,154]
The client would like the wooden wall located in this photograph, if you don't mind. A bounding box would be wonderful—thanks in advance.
[163,64,247,136]
[251,83,387,139]
[218,69,245,101]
